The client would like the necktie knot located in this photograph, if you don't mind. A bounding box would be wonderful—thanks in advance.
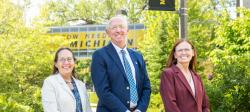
[121,49,126,55]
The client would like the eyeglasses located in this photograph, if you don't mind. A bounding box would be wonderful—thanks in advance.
[58,57,74,62]
[109,25,127,30]
[176,48,192,52]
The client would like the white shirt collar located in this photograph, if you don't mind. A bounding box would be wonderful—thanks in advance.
[111,42,128,54]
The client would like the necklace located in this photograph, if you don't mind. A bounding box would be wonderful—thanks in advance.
[65,81,74,90]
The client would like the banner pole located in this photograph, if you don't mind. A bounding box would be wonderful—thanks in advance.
[179,0,187,39]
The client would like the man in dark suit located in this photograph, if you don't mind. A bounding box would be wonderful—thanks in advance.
[91,15,151,112]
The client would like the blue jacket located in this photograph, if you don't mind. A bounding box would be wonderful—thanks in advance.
[91,43,151,112]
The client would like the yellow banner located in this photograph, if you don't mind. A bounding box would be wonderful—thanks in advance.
[50,30,144,50]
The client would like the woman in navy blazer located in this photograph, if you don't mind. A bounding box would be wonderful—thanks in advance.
[42,47,92,112]
[160,39,210,112]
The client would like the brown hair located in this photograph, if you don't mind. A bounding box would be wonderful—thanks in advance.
[167,39,197,71]
[53,47,77,77]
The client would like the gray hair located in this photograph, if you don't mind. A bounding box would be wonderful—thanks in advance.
[106,15,129,30]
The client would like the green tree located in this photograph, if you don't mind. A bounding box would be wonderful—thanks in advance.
[0,0,59,111]
[76,59,93,90]
[35,0,147,26]
[139,9,179,112]
[140,11,178,93]
[207,8,250,111]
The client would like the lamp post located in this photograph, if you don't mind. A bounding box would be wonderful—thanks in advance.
[179,0,187,39]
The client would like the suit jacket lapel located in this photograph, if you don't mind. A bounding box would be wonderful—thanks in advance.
[106,43,127,80]
[56,74,74,98]
[73,78,86,110]
[173,66,197,101]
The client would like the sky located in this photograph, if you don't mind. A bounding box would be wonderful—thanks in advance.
[12,0,48,26]
[12,0,242,26]
[25,0,46,26]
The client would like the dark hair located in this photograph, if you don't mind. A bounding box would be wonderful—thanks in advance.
[167,39,197,71]
[53,47,77,77]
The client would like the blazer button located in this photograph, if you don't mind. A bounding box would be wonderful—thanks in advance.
[126,86,129,90]
[127,101,130,104]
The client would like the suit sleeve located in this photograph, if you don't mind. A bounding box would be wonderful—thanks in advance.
[41,78,60,112]
[136,54,151,112]
[91,51,128,112]
[160,69,181,112]
[201,80,210,112]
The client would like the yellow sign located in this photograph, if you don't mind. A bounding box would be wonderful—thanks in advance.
[51,30,144,50]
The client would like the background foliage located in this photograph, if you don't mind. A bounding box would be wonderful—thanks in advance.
[0,0,249,112]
